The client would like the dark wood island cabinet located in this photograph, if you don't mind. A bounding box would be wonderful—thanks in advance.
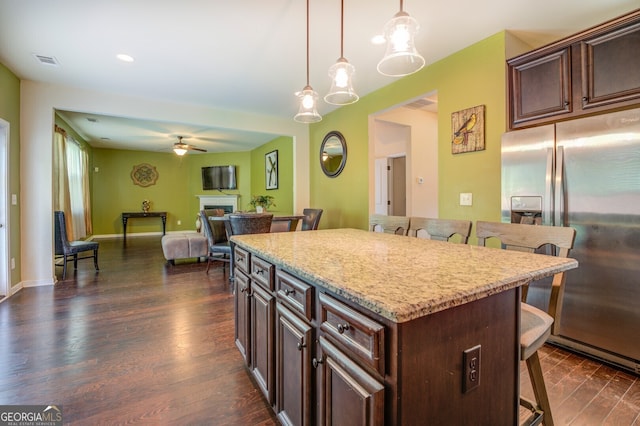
[231,229,577,425]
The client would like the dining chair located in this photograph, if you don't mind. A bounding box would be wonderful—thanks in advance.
[200,210,231,275]
[408,217,472,243]
[225,214,273,279]
[369,214,410,236]
[476,221,576,426]
[301,208,323,231]
[54,211,99,280]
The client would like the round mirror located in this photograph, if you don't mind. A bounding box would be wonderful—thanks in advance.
[320,131,347,177]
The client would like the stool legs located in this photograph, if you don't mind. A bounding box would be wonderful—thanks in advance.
[526,351,554,426]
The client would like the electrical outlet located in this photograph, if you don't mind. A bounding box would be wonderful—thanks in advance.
[11,258,15,270]
[462,345,481,393]
[177,220,181,225]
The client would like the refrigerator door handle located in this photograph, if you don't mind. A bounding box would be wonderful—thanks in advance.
[545,147,554,225]
[555,146,565,227]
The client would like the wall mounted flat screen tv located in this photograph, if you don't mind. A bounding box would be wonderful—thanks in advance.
[202,165,237,190]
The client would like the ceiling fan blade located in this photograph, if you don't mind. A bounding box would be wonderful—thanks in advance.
[190,146,207,152]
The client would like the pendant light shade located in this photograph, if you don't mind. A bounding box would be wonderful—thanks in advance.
[173,147,187,156]
[377,1,425,77]
[294,0,322,123]
[324,0,358,105]
[295,85,322,123]
[325,59,358,105]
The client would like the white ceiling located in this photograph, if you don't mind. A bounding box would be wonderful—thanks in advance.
[1,0,637,153]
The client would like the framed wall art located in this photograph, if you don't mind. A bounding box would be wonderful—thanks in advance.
[265,150,278,190]
[451,105,485,154]
[131,163,159,187]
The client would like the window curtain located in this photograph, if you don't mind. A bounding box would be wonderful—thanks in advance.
[53,126,92,240]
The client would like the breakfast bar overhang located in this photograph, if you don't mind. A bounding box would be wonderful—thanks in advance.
[230,228,578,425]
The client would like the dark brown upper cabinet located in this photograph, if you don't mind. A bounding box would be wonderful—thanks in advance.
[508,9,640,129]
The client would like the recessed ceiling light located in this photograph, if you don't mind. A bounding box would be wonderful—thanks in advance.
[116,54,134,62]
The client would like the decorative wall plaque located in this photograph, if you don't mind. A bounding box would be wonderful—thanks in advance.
[131,163,159,187]
[451,105,485,154]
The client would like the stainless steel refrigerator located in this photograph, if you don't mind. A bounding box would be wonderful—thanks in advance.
[501,108,640,374]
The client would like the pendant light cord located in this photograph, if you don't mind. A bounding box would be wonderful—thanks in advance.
[400,0,404,12]
[340,0,344,58]
[306,0,310,86]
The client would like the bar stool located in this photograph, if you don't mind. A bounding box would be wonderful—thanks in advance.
[476,221,576,426]
[369,214,410,235]
[301,208,323,231]
[408,217,472,243]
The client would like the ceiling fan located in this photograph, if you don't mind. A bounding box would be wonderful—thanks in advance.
[173,136,207,155]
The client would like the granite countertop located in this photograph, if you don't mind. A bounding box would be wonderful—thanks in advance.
[231,228,578,323]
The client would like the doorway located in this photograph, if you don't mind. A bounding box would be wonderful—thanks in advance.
[388,156,406,216]
[0,119,9,300]
[369,92,439,218]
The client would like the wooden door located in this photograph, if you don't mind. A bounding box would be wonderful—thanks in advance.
[251,283,275,405]
[276,303,313,426]
[234,270,251,365]
[318,336,384,426]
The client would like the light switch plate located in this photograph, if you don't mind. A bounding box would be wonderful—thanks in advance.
[460,193,472,206]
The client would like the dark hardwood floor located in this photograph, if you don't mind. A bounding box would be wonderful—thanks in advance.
[0,236,278,425]
[0,235,638,425]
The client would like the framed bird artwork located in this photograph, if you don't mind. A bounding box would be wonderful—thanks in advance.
[451,105,485,154]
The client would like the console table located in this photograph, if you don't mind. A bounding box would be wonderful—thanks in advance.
[122,212,167,241]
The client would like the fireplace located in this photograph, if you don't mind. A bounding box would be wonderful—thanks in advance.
[197,195,239,213]
[204,204,234,214]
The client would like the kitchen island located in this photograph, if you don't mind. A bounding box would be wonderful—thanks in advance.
[230,228,578,425]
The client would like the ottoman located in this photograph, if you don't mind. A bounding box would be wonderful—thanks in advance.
[161,232,208,265]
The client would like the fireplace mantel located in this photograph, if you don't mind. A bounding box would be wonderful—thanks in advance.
[196,195,240,212]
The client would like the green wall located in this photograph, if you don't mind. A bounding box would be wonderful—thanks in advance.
[0,62,21,287]
[90,136,293,236]
[249,136,294,214]
[308,32,507,238]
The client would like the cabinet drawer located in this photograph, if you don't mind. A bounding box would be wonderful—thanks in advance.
[319,292,385,375]
[276,269,314,321]
[234,246,250,275]
[251,256,274,291]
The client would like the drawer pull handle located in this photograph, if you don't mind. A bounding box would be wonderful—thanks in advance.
[237,255,245,262]
[312,357,324,368]
[284,288,295,296]
[255,269,264,275]
[337,323,350,334]
[297,341,306,351]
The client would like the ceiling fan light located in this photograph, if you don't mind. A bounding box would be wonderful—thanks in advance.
[377,11,425,77]
[173,147,187,156]
[325,58,359,105]
[294,86,322,123]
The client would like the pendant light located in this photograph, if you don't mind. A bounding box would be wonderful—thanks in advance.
[377,0,425,77]
[324,0,358,105]
[294,0,322,123]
